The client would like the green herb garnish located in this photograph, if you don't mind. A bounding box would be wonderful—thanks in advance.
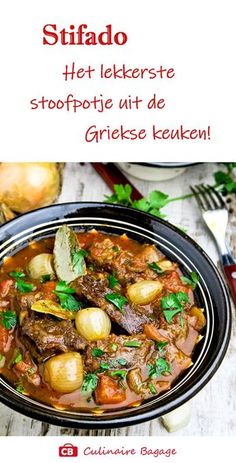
[72,249,88,275]
[147,358,171,378]
[112,245,120,252]
[54,292,81,311]
[161,291,189,324]
[99,361,110,371]
[10,271,35,293]
[124,340,141,348]
[105,184,133,206]
[108,274,119,289]
[109,370,127,380]
[91,348,104,358]
[156,341,168,352]
[181,271,199,290]
[148,262,165,274]
[0,311,17,330]
[149,382,157,394]
[40,274,51,283]
[105,293,128,314]
[214,164,236,194]
[161,292,189,310]
[9,271,25,279]
[117,358,127,366]
[12,350,23,365]
[111,343,118,352]
[16,280,35,293]
[55,281,75,294]
[27,367,35,374]
[104,165,236,222]
[15,383,25,394]
[163,308,183,324]
[82,373,98,393]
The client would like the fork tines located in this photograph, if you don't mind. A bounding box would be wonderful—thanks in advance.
[190,184,226,211]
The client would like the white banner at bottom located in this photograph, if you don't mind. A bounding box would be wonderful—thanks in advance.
[0,436,234,463]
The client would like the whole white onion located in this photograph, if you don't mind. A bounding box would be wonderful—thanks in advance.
[0,163,62,213]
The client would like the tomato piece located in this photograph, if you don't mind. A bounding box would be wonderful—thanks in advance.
[0,279,14,297]
[162,271,188,294]
[41,281,57,301]
[0,324,8,351]
[95,375,126,404]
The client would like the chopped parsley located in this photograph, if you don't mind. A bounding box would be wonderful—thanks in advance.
[40,274,51,283]
[105,293,128,314]
[109,370,127,380]
[161,291,189,324]
[12,350,23,365]
[55,292,81,311]
[15,383,25,394]
[91,348,104,358]
[148,262,165,274]
[112,245,120,253]
[149,382,157,394]
[108,274,119,289]
[163,308,183,324]
[0,311,17,330]
[9,271,25,279]
[99,361,110,371]
[55,281,75,294]
[181,271,200,290]
[156,341,168,352]
[111,343,118,352]
[10,271,35,293]
[104,164,236,221]
[124,340,141,348]
[16,279,35,293]
[54,281,81,311]
[117,358,127,366]
[147,358,171,378]
[72,249,88,275]
[82,373,98,393]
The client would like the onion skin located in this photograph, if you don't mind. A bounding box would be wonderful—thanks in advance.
[75,307,111,341]
[190,306,206,331]
[127,280,163,305]
[44,352,83,393]
[0,163,61,213]
[27,253,55,280]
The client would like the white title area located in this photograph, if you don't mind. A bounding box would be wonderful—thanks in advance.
[0,0,235,161]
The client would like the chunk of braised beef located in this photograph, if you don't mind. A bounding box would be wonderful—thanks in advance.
[74,271,152,334]
[16,292,43,311]
[84,333,153,372]
[21,315,86,354]
[88,238,164,285]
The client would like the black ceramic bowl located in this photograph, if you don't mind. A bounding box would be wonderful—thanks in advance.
[0,203,232,428]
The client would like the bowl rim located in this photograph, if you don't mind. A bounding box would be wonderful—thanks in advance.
[122,162,201,168]
[0,201,232,428]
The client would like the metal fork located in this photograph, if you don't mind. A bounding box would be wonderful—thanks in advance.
[191,184,236,305]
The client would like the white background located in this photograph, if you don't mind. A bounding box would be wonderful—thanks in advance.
[0,0,235,161]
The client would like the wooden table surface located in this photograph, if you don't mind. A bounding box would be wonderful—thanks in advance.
[0,162,235,436]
